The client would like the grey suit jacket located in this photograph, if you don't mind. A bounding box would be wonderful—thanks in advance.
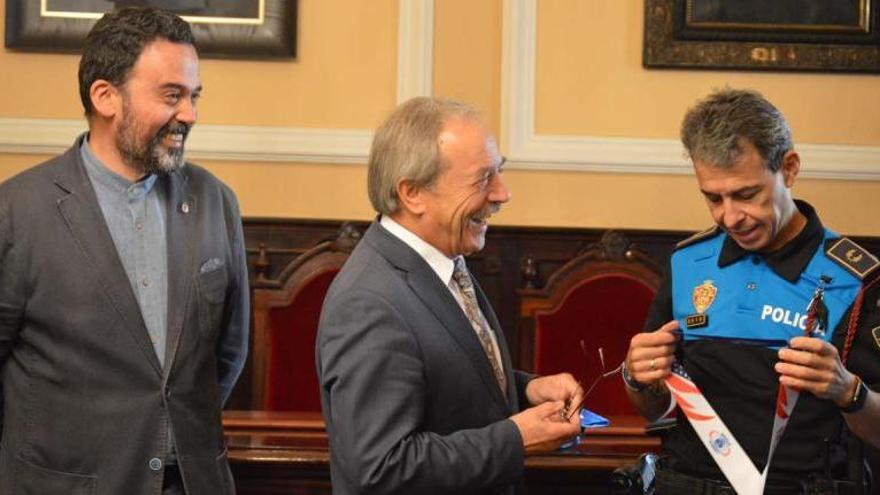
[316,221,533,495]
[0,136,249,495]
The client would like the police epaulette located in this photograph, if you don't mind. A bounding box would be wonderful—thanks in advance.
[825,237,880,280]
[675,226,721,250]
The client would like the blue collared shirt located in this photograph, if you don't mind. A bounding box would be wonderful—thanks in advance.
[80,138,169,367]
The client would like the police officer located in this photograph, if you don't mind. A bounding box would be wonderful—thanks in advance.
[623,88,880,494]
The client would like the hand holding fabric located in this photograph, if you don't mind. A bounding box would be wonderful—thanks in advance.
[625,319,680,387]
[776,336,857,407]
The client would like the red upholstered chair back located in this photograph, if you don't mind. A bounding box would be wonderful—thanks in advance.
[251,224,361,411]
[519,231,661,417]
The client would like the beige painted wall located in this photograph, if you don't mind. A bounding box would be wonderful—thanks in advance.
[536,1,880,145]
[1,0,878,234]
[524,1,880,235]
[0,0,398,127]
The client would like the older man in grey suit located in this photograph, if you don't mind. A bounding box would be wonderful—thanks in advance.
[0,8,247,494]
[317,97,583,495]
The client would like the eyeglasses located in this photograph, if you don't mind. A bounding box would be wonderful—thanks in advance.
[564,340,623,422]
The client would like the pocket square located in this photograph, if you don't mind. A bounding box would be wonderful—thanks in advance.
[200,257,224,273]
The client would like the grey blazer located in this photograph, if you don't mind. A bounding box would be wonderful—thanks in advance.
[0,136,249,495]
[316,221,533,495]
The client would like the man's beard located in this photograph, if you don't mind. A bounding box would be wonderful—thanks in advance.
[116,107,191,177]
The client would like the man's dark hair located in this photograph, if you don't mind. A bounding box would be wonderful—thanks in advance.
[78,7,195,116]
[680,88,793,172]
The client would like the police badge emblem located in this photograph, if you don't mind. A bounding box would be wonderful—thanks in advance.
[686,280,716,329]
[693,280,717,313]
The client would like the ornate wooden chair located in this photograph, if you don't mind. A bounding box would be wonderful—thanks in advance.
[250,223,362,411]
[519,231,662,416]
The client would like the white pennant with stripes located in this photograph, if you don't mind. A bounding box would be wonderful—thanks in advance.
[665,362,799,495]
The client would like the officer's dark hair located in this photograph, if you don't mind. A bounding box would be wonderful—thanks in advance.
[680,88,792,173]
[78,7,195,116]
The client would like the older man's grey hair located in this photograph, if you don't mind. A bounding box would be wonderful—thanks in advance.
[680,88,793,172]
[368,97,481,216]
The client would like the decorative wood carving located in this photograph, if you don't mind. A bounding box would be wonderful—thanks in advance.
[518,230,662,373]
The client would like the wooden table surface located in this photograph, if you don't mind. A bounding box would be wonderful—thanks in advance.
[223,410,660,494]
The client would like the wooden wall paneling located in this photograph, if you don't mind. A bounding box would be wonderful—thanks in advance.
[229,217,880,409]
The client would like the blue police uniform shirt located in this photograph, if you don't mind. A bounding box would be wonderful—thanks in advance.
[671,228,861,348]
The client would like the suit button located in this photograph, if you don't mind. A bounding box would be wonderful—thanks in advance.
[149,457,163,471]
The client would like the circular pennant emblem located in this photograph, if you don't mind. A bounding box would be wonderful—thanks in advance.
[692,280,717,314]
[710,430,732,456]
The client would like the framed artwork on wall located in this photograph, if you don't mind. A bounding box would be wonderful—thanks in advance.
[643,0,880,72]
[5,0,297,59]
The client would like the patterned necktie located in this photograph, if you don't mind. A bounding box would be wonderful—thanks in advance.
[452,257,507,396]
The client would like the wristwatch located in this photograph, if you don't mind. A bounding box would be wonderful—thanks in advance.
[622,360,648,392]
[841,376,868,414]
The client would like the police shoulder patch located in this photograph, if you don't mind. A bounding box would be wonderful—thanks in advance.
[675,226,721,250]
[825,237,880,280]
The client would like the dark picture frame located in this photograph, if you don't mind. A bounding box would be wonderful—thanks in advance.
[644,0,880,73]
[5,0,297,59]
